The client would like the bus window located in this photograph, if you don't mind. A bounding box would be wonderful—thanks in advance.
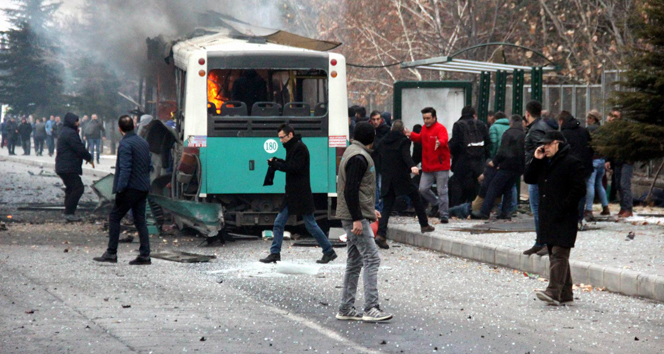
[207,69,328,117]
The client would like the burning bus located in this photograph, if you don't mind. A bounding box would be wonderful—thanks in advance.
[141,18,348,239]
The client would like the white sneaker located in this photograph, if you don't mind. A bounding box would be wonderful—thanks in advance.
[362,306,393,322]
[335,307,363,321]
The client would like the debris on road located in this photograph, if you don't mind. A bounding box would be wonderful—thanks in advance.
[150,250,216,263]
[122,305,131,308]
[626,231,636,240]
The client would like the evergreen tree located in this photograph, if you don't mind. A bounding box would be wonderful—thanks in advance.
[593,0,664,163]
[0,0,64,116]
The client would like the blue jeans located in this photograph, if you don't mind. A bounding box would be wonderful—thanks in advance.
[375,173,383,213]
[270,206,333,255]
[88,138,101,163]
[529,184,543,246]
[480,170,517,216]
[499,183,518,213]
[46,135,55,155]
[586,159,609,210]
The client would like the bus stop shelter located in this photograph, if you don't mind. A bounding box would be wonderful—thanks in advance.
[400,44,556,121]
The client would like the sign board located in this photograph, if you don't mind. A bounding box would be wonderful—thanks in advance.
[187,135,207,147]
[329,136,347,148]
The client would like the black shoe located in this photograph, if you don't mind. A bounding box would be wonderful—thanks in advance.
[93,252,117,263]
[118,236,134,243]
[427,205,439,217]
[523,245,544,255]
[64,214,82,222]
[470,211,489,220]
[129,256,151,265]
[260,253,281,263]
[374,236,389,249]
[439,215,449,224]
[421,225,435,233]
[317,251,338,264]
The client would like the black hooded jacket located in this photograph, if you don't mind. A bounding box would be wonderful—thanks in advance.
[55,113,92,175]
[376,130,418,197]
[560,117,593,177]
[492,124,525,174]
[269,134,315,215]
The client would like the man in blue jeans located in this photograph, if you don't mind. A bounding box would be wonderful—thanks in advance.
[259,124,337,264]
[84,114,105,164]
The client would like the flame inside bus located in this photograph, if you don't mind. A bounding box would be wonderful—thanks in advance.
[207,70,224,114]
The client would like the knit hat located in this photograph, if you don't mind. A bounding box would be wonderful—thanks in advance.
[353,122,375,146]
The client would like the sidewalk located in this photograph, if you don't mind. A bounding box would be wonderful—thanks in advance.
[0,145,115,178]
[386,211,664,302]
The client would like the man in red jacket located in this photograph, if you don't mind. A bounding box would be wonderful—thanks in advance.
[408,107,451,223]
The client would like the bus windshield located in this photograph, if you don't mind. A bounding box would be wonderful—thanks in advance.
[207,69,328,117]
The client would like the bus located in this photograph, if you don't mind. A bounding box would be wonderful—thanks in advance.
[143,31,349,238]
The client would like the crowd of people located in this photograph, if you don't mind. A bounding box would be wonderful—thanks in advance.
[1,113,108,160]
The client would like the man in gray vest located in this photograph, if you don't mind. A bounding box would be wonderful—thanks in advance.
[335,122,393,323]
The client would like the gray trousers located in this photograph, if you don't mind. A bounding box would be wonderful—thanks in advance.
[339,219,381,313]
[615,163,634,212]
[418,170,450,217]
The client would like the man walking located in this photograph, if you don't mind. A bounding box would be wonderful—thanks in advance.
[259,124,337,264]
[408,107,451,223]
[33,118,46,156]
[524,131,586,306]
[472,114,525,220]
[85,114,105,165]
[370,110,390,213]
[375,120,434,249]
[93,115,152,265]
[18,117,32,155]
[522,101,554,256]
[448,106,490,207]
[55,113,94,222]
[335,122,392,322]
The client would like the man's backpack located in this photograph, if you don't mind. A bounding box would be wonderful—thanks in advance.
[461,119,485,158]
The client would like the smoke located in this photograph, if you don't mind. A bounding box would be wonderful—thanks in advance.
[56,0,285,89]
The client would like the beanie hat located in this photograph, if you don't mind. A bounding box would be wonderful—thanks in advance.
[353,122,375,146]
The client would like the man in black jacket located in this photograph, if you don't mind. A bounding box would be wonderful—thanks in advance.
[374,120,434,249]
[259,124,337,264]
[55,113,94,222]
[5,117,18,155]
[85,114,106,164]
[94,115,153,265]
[448,106,490,207]
[18,117,32,155]
[524,131,586,306]
[558,111,594,228]
[473,114,525,219]
[522,101,554,256]
[370,110,390,213]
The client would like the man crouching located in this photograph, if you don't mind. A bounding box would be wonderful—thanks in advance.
[524,131,586,306]
[335,122,392,322]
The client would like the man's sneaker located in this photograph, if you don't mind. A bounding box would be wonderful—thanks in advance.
[128,256,151,265]
[64,214,82,222]
[427,205,439,217]
[93,252,117,263]
[362,306,393,322]
[439,215,449,224]
[421,225,435,233]
[259,253,281,263]
[600,206,611,216]
[536,291,560,306]
[523,245,544,255]
[560,296,575,306]
[374,236,389,250]
[335,307,363,321]
[536,247,549,256]
[618,210,633,218]
[583,210,595,222]
[317,251,338,264]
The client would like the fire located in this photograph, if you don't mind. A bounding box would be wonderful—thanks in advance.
[207,70,224,114]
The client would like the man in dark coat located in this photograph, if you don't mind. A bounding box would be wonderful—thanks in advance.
[524,131,586,306]
[370,110,390,213]
[472,114,525,219]
[558,111,594,227]
[18,117,32,155]
[374,120,434,249]
[522,101,555,256]
[5,117,19,155]
[259,124,336,264]
[55,113,94,221]
[33,118,47,156]
[94,115,153,265]
[448,106,490,207]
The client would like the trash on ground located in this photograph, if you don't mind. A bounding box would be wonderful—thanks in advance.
[150,250,216,263]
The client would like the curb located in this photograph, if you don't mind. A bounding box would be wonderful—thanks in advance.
[2,155,113,179]
[387,227,664,302]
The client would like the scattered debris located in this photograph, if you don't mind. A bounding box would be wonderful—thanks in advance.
[63,248,69,253]
[380,340,387,345]
[626,232,636,240]
[150,250,216,263]
[25,310,36,314]
[122,305,131,308]
[200,336,206,342]
[0,221,7,231]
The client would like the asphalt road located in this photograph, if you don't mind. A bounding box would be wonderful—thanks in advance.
[0,160,662,353]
